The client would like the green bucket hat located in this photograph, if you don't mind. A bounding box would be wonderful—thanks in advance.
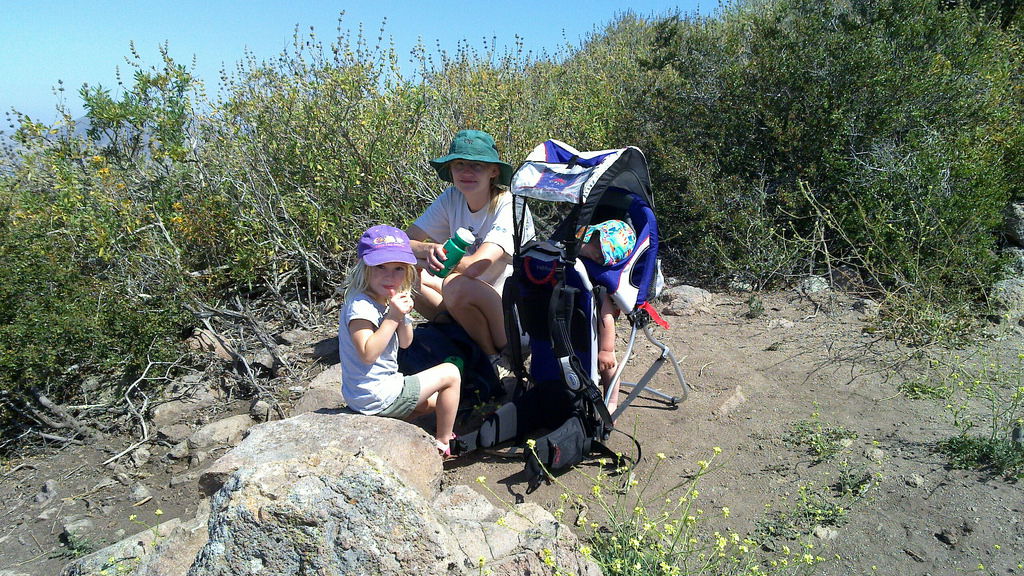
[429,130,513,187]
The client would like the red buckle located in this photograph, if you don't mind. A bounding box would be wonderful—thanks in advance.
[639,301,669,329]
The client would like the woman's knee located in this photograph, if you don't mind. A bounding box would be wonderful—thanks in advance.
[443,275,497,309]
[441,274,471,303]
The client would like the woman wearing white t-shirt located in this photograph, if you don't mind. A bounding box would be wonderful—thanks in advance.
[407,130,531,374]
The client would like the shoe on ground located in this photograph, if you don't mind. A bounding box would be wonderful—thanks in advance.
[490,353,513,381]
[500,374,519,399]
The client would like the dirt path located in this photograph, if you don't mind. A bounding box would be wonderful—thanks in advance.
[2,289,1022,575]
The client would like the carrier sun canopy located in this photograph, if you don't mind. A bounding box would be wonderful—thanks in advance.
[511,140,641,205]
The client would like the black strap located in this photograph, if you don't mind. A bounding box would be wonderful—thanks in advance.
[549,277,614,433]
[502,267,527,391]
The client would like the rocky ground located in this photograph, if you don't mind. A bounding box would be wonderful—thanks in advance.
[1,285,1023,575]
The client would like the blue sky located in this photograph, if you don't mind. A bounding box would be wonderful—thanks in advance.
[1,1,706,127]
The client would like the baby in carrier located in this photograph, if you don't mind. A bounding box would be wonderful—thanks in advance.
[576,219,637,415]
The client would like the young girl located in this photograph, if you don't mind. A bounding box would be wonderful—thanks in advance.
[406,130,534,378]
[577,219,637,416]
[339,224,461,457]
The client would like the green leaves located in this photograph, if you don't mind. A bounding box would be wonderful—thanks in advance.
[81,42,198,165]
[625,0,1022,341]
[1,0,1021,434]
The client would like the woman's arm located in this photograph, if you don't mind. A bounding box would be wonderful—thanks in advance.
[455,241,507,281]
[407,224,449,274]
[410,225,507,283]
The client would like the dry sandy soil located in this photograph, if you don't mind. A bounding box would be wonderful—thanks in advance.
[1,288,1022,575]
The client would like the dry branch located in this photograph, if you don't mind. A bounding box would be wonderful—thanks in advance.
[31,389,106,442]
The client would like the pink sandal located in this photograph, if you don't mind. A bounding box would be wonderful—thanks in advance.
[435,436,457,460]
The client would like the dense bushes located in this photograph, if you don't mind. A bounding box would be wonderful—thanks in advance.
[619,0,1022,341]
[1,0,1021,439]
[1,101,192,430]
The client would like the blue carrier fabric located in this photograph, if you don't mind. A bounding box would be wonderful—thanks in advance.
[511,140,682,418]
[454,140,688,490]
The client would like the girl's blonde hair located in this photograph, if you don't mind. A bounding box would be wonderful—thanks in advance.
[343,260,417,302]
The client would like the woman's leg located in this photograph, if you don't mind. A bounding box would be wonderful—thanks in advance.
[441,274,507,355]
[413,362,461,444]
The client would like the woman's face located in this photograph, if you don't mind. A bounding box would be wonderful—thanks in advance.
[449,160,499,197]
[366,263,409,302]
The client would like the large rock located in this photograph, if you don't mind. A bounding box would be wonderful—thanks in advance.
[659,284,716,316]
[198,411,441,499]
[189,448,453,576]
[63,414,598,576]
[290,364,344,415]
[188,447,599,576]
[1004,247,1024,276]
[1005,202,1024,247]
[992,277,1024,321]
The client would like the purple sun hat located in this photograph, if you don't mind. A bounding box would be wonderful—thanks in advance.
[357,225,417,266]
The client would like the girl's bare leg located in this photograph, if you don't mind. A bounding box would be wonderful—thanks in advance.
[413,362,461,444]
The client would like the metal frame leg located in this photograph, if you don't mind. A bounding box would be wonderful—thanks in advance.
[609,323,690,420]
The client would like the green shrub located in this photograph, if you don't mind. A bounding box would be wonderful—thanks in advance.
[931,351,1024,478]
[0,196,188,419]
[785,412,857,463]
[0,51,198,437]
[623,0,1022,343]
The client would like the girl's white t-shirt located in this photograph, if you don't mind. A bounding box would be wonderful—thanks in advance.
[413,186,533,294]
[338,292,404,414]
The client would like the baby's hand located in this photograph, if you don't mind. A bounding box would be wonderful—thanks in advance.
[388,290,414,318]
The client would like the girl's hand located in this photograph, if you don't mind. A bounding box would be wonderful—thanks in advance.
[387,290,414,319]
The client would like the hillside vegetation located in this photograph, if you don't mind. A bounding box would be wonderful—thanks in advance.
[1,0,1022,448]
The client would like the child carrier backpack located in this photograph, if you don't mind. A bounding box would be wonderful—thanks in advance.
[455,140,689,489]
